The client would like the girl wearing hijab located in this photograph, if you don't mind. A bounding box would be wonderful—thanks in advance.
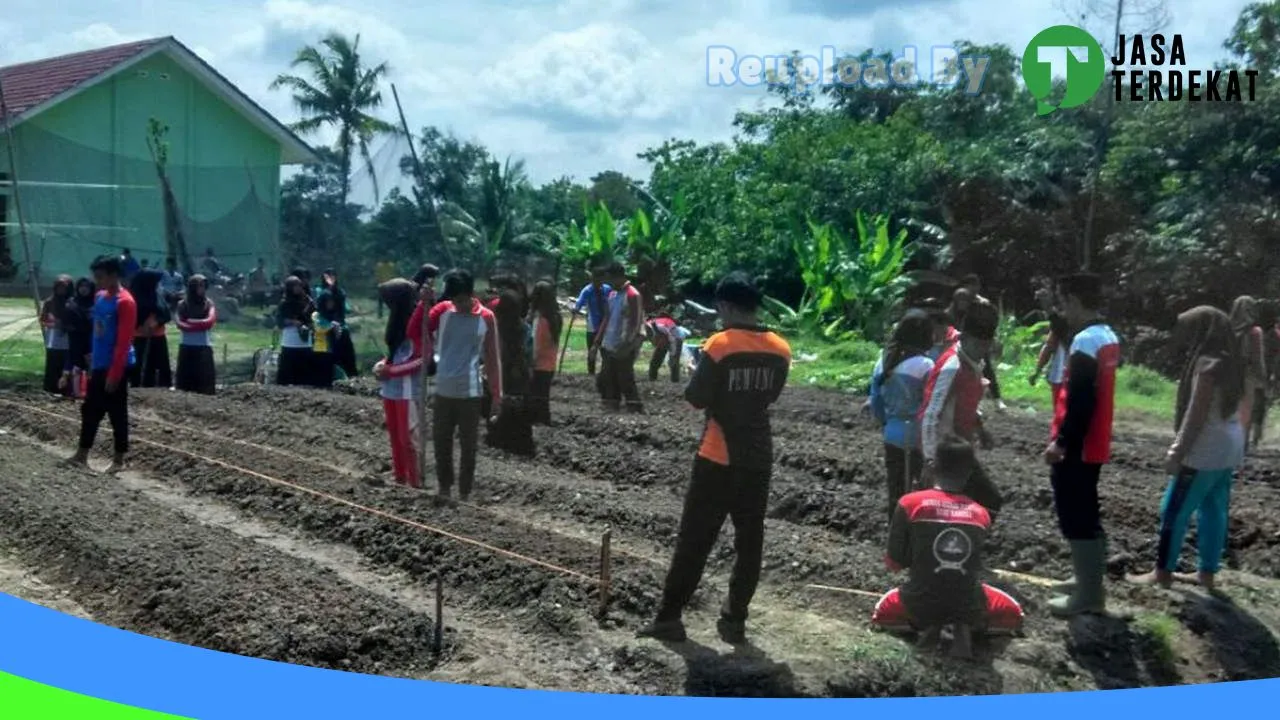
[1130,306,1245,591]
[320,269,359,378]
[276,276,315,386]
[60,278,96,398]
[1230,296,1267,455]
[529,281,561,425]
[869,310,937,516]
[175,274,218,395]
[310,290,340,388]
[373,279,425,488]
[485,287,535,456]
[40,275,74,395]
[128,267,172,388]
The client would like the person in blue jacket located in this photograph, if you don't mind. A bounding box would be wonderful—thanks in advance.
[572,268,612,375]
[869,310,937,518]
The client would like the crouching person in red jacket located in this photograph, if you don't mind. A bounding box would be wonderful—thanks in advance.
[872,437,1024,658]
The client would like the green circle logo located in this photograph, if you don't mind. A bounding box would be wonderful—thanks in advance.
[1023,25,1106,115]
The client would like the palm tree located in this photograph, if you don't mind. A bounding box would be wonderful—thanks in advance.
[270,33,397,206]
[437,156,546,274]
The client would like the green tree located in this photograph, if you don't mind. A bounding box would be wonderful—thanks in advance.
[271,33,397,206]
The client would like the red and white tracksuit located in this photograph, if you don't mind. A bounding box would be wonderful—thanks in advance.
[380,338,424,488]
[872,488,1024,633]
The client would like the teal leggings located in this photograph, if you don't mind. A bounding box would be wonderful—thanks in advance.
[1157,467,1233,573]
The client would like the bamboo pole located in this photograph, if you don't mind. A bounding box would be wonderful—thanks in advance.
[417,291,431,488]
[804,583,882,599]
[433,574,444,653]
[390,84,450,267]
[598,528,612,619]
[0,73,45,317]
[557,311,577,373]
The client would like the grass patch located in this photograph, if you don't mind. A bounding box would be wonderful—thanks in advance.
[1132,612,1181,682]
[0,297,1181,425]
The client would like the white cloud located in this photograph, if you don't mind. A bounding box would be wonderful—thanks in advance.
[477,24,672,125]
[0,0,1260,197]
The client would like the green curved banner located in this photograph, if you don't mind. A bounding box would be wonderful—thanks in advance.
[0,671,192,719]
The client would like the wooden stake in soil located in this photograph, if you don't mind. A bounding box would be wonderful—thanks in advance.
[597,528,612,619]
[433,574,444,653]
[558,311,577,374]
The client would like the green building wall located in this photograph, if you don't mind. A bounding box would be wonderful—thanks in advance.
[1,51,284,282]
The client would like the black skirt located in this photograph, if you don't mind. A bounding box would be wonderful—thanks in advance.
[276,346,312,386]
[130,336,172,389]
[43,349,68,395]
[310,351,335,388]
[176,344,217,395]
[485,395,535,457]
[334,331,358,378]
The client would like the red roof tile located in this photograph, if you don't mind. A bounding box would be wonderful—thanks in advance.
[0,38,166,120]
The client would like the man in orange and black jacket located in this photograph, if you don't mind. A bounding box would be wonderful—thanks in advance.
[637,272,791,645]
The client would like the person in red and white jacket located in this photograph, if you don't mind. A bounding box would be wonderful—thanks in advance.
[373,279,425,489]
[918,300,1004,516]
[873,437,1024,658]
[174,274,218,395]
[645,314,691,383]
[593,260,645,412]
[1043,273,1120,618]
[421,269,502,502]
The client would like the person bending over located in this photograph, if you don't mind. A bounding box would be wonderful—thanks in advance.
[919,300,1004,515]
[872,438,1024,658]
[645,314,691,383]
[637,272,790,645]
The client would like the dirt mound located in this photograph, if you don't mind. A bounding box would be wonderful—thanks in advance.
[1,370,1279,696]
[0,437,442,676]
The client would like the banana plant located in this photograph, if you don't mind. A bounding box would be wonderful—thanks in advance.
[773,211,916,341]
[837,210,915,340]
[625,189,687,309]
[438,200,544,277]
[558,201,620,285]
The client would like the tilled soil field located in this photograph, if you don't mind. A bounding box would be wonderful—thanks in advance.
[2,373,1280,696]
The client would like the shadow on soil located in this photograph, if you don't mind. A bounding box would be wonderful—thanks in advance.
[1177,590,1280,681]
[659,638,804,697]
[1068,614,1176,689]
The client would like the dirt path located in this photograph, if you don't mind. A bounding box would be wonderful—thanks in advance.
[1,375,1279,695]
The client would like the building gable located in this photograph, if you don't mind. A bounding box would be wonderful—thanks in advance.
[1,37,317,165]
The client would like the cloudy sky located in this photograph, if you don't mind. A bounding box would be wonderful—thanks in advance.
[0,0,1254,208]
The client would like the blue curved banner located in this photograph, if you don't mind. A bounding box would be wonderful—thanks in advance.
[0,591,1274,718]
